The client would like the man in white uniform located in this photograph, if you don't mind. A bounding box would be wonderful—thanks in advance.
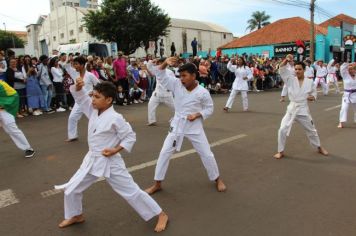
[56,81,168,232]
[145,57,226,194]
[314,60,328,95]
[146,59,174,126]
[274,55,328,159]
[66,56,100,142]
[338,62,356,128]
[326,59,340,94]
[223,57,253,111]
[0,80,35,158]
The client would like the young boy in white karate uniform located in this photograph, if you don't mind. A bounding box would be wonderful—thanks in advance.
[66,56,100,142]
[146,58,174,126]
[274,55,328,159]
[0,80,35,158]
[314,60,328,96]
[338,62,356,128]
[145,57,226,195]
[56,81,168,232]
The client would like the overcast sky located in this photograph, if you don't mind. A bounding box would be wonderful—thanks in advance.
[1,0,355,36]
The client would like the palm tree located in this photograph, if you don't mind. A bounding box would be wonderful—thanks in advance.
[246,11,271,32]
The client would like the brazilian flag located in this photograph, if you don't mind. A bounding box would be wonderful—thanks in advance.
[0,80,19,117]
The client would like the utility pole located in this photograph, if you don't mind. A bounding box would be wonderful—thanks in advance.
[310,0,316,62]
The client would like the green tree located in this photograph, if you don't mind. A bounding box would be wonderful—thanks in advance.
[246,11,271,32]
[0,30,24,50]
[83,0,170,55]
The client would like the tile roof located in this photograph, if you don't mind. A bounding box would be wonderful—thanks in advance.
[220,17,327,49]
[319,14,356,28]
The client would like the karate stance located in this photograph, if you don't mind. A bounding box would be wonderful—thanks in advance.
[274,55,328,159]
[224,57,253,111]
[326,59,340,94]
[66,56,100,142]
[56,81,168,232]
[314,60,328,96]
[338,62,356,128]
[145,57,226,194]
[147,59,175,126]
[0,80,35,158]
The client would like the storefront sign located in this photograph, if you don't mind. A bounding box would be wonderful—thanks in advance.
[274,43,310,56]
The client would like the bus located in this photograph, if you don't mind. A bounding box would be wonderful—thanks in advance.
[57,42,117,57]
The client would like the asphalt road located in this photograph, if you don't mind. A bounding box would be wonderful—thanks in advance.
[1,88,355,236]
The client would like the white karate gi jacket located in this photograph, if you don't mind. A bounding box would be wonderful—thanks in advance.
[304,66,314,79]
[147,61,173,97]
[340,63,356,104]
[227,61,253,91]
[279,64,317,135]
[314,64,327,79]
[155,67,213,151]
[56,86,136,194]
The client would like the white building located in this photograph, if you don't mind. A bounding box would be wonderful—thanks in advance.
[27,3,233,58]
[50,0,98,10]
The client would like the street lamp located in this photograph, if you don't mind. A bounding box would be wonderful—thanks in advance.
[3,22,6,32]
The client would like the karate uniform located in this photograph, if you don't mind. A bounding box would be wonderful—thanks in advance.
[277,64,321,152]
[326,59,340,94]
[56,86,162,221]
[339,62,356,123]
[147,61,174,124]
[225,61,253,111]
[314,63,328,95]
[67,70,100,140]
[0,109,32,151]
[281,63,296,97]
[152,67,220,182]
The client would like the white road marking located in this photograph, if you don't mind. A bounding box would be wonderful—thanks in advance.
[325,105,342,111]
[0,189,19,209]
[40,134,247,198]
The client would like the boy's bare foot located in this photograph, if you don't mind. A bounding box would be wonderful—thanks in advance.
[58,214,85,228]
[280,97,285,102]
[318,147,329,156]
[145,182,162,195]
[65,138,78,142]
[337,122,343,128]
[154,211,169,233]
[147,122,157,126]
[274,152,284,159]
[223,107,229,112]
[215,178,227,192]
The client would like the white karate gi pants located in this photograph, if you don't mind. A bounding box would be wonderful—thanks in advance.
[0,110,31,150]
[225,90,248,111]
[278,113,321,152]
[154,131,220,181]
[314,77,328,95]
[64,163,162,221]
[67,103,83,139]
[148,94,174,124]
[339,100,356,123]
[326,78,340,94]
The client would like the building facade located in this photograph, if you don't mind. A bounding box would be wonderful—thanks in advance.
[220,14,356,62]
[50,0,98,11]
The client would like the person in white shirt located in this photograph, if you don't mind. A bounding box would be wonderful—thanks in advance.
[338,62,356,128]
[146,58,175,126]
[145,57,226,195]
[66,56,100,142]
[56,81,168,232]
[274,54,328,159]
[223,57,253,112]
[50,57,66,112]
[326,59,340,94]
[314,60,328,95]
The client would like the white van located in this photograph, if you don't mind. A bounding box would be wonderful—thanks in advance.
[57,42,116,57]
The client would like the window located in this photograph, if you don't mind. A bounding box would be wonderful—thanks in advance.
[60,33,64,39]
[53,36,56,41]
[223,33,226,39]
[79,26,84,33]
[70,30,74,36]
[74,3,79,7]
